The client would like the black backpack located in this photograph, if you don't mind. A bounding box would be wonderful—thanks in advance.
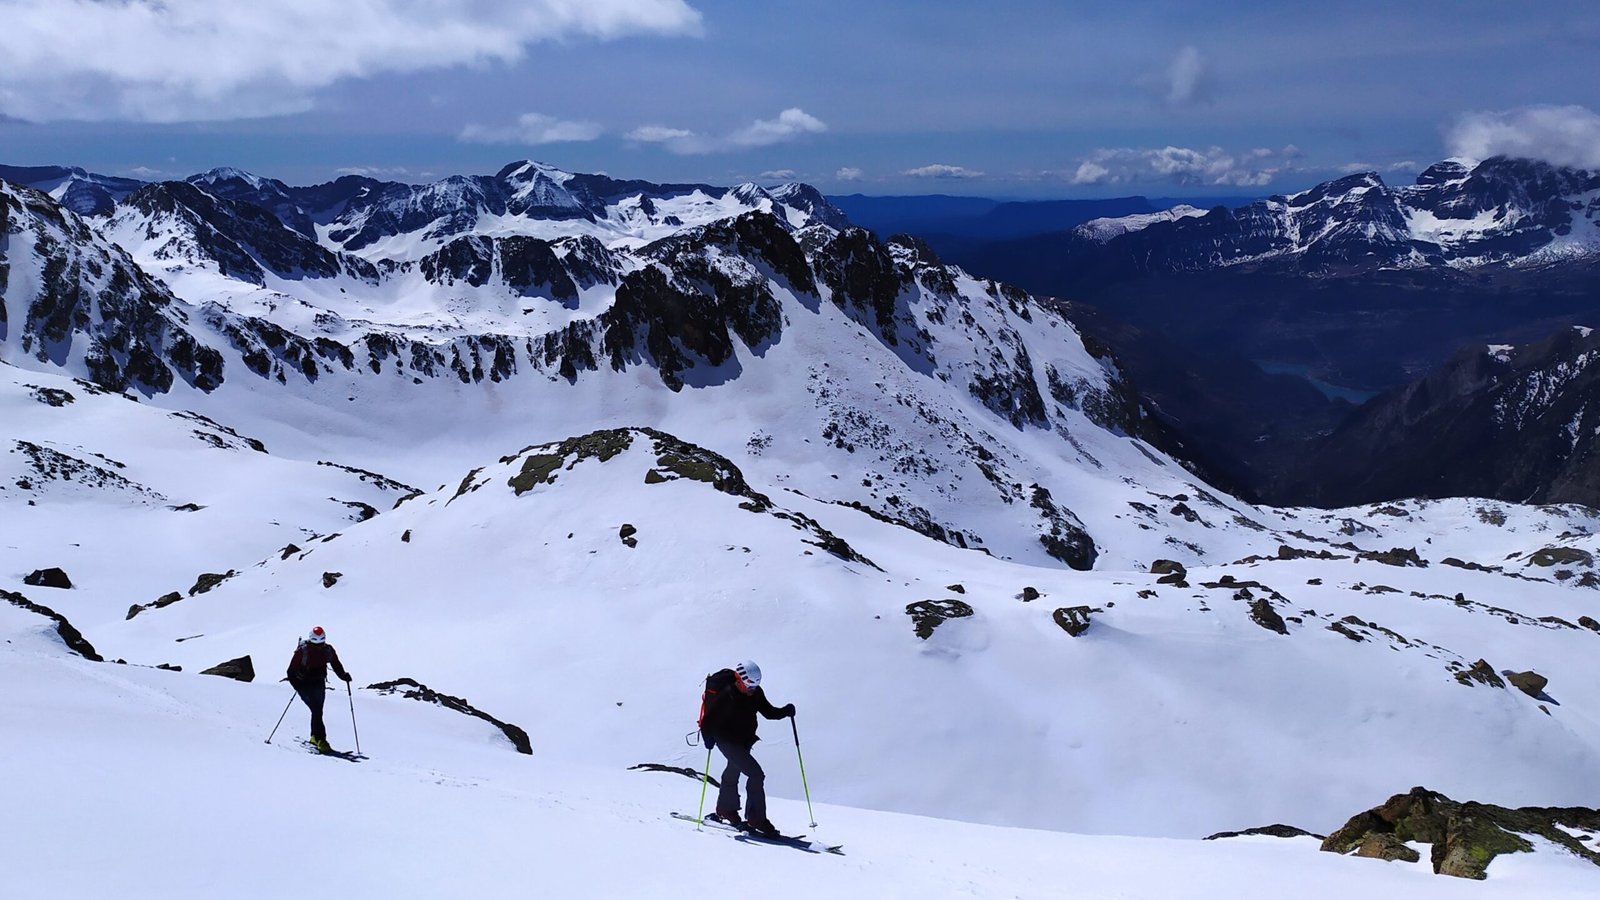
[697,669,737,747]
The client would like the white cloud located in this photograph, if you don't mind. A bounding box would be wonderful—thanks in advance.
[125,165,165,178]
[903,164,985,179]
[760,169,797,180]
[626,108,826,154]
[729,108,826,148]
[0,0,703,122]
[1445,105,1600,170]
[626,125,697,143]
[333,165,414,178]
[1165,46,1207,106]
[1069,145,1299,187]
[459,112,602,145]
[835,167,864,181]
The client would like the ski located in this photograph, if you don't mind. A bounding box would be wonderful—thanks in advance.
[299,740,366,762]
[670,812,843,855]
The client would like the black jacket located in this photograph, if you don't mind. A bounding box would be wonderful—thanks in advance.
[700,668,786,748]
[287,640,349,686]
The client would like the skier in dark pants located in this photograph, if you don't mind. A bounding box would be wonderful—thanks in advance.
[699,660,794,837]
[286,626,352,752]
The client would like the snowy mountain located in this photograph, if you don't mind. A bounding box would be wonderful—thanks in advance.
[1068,157,1600,274]
[1286,325,1600,508]
[0,163,146,217]
[5,159,1600,892]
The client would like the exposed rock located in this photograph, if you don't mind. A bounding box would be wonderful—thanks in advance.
[322,572,342,588]
[23,567,72,589]
[1354,832,1421,863]
[1205,824,1323,841]
[200,655,255,682]
[279,543,301,560]
[619,523,638,548]
[1019,586,1040,602]
[188,570,236,596]
[1248,598,1288,635]
[370,677,533,754]
[945,583,966,594]
[1327,622,1366,642]
[1052,606,1092,636]
[1150,559,1188,587]
[1,589,101,660]
[1358,547,1427,567]
[1454,659,1505,689]
[126,590,183,620]
[1505,670,1548,698]
[905,599,974,639]
[1321,786,1600,879]
[401,530,412,543]
[1529,547,1594,568]
[1277,544,1345,561]
[628,762,719,787]
[1580,615,1600,633]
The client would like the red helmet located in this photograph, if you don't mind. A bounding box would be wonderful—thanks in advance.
[308,626,326,644]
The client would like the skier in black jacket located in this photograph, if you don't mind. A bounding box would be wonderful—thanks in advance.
[286,626,352,752]
[699,660,794,836]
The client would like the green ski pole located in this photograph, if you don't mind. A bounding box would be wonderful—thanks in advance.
[791,716,817,828]
[694,746,713,828]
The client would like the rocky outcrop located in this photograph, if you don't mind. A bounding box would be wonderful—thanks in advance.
[1052,606,1092,636]
[200,655,255,682]
[1,588,101,660]
[1150,559,1188,587]
[1204,824,1323,841]
[1505,670,1549,698]
[1321,786,1600,879]
[369,677,533,755]
[905,599,974,639]
[1248,597,1288,635]
[23,567,72,589]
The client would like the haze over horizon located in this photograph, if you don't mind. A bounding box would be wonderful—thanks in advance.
[1,1,1598,198]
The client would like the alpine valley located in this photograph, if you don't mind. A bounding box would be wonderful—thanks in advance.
[3,161,1599,897]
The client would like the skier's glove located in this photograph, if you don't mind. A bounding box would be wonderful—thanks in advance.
[340,672,353,682]
[781,703,796,718]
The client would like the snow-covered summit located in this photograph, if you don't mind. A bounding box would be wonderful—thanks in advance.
[1062,156,1600,273]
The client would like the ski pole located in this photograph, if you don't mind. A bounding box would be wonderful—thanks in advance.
[694,746,713,828]
[265,689,296,744]
[347,681,362,756]
[791,716,817,828]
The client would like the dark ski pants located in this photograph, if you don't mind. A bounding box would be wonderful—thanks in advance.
[716,740,767,823]
[292,680,327,740]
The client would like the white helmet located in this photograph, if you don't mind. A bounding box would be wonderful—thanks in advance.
[734,660,761,688]
[308,626,326,644]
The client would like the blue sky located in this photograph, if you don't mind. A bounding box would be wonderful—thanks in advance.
[1,1,1597,197]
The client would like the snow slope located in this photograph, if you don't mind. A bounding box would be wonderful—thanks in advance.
[5,626,1598,899]
[4,162,1600,891]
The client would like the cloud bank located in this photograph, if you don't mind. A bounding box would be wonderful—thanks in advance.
[1446,105,1600,171]
[459,113,602,145]
[903,164,985,179]
[1070,145,1300,187]
[626,108,825,154]
[0,0,703,122]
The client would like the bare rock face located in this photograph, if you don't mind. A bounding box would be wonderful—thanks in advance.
[24,567,72,589]
[200,655,255,682]
[1248,597,1289,635]
[1504,670,1549,698]
[369,677,532,755]
[1321,786,1600,879]
[1052,606,1092,636]
[1150,559,1188,587]
[905,599,974,639]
